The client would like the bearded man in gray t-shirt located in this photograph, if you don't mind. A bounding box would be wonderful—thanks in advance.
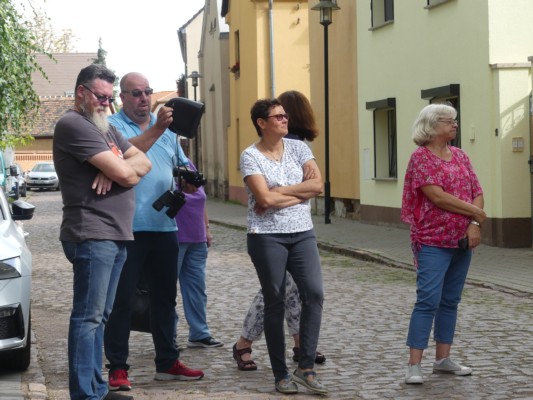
[53,64,151,400]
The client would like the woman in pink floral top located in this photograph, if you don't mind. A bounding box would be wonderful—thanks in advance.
[401,104,486,385]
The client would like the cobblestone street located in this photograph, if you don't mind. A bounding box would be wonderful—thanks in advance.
[15,191,533,399]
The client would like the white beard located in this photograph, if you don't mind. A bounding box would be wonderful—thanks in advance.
[89,108,110,134]
[80,103,110,134]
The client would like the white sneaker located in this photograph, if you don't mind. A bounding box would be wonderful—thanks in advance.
[405,363,424,384]
[433,357,472,376]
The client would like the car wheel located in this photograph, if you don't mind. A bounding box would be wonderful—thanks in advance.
[11,312,31,371]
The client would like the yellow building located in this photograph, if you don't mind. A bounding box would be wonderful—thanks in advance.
[222,0,313,204]
[356,0,533,247]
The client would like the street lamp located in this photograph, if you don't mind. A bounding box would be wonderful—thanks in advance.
[312,0,340,224]
[188,70,200,101]
[187,70,201,164]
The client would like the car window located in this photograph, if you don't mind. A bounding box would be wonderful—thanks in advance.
[33,163,55,172]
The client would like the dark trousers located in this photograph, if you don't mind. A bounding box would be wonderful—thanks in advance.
[104,231,179,372]
[247,229,324,381]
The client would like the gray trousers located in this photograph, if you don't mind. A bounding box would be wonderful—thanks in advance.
[247,229,324,381]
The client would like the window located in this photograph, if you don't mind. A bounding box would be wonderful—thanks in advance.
[421,84,461,147]
[366,98,397,179]
[371,0,394,28]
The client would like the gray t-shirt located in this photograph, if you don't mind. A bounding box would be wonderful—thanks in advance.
[240,138,314,234]
[53,109,135,242]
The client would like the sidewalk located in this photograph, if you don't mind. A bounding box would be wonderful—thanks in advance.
[207,198,533,296]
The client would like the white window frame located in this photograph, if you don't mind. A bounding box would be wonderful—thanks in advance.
[370,0,394,30]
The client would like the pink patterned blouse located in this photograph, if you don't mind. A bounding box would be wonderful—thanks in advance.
[401,146,483,248]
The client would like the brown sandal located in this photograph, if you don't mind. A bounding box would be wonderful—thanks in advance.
[233,343,258,371]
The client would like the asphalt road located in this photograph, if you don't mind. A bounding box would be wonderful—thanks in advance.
[5,190,533,399]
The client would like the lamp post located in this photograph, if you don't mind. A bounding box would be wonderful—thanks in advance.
[312,0,340,224]
[188,70,201,164]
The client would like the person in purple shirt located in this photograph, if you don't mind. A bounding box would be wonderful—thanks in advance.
[174,158,223,348]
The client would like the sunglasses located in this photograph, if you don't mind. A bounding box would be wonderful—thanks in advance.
[82,85,115,104]
[122,88,154,97]
[266,113,289,122]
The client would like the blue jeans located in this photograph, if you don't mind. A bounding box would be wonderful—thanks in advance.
[104,232,179,373]
[178,242,211,341]
[62,240,127,400]
[247,229,324,382]
[406,245,472,349]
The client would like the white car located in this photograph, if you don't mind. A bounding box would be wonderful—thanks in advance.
[0,190,35,370]
[26,162,59,191]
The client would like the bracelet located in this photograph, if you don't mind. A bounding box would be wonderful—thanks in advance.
[470,220,481,227]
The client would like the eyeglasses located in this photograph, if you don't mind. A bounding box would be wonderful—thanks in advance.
[122,88,154,97]
[82,85,115,104]
[266,113,289,121]
[439,118,458,125]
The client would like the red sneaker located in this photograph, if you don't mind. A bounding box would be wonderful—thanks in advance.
[108,369,131,391]
[154,359,204,381]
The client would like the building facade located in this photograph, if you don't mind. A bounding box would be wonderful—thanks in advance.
[222,0,313,204]
[357,0,533,247]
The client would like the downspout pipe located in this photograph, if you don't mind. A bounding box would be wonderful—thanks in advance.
[269,0,275,97]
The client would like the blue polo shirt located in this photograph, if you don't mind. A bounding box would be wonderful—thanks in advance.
[109,110,188,232]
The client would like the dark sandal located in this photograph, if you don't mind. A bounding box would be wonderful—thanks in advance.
[292,347,326,364]
[233,343,258,371]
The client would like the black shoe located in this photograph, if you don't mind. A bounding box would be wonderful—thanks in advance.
[187,336,224,348]
[104,392,134,400]
[292,347,326,364]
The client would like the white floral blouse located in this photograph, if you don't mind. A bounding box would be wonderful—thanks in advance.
[240,138,315,234]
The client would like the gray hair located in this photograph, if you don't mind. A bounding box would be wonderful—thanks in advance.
[411,104,457,146]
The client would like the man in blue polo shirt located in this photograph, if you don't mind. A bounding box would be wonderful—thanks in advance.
[104,72,204,392]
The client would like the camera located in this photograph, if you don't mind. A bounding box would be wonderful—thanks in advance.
[173,167,207,188]
[152,190,186,218]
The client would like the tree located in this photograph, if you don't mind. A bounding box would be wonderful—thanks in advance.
[27,10,77,53]
[0,0,49,149]
[177,74,187,98]
[93,38,108,65]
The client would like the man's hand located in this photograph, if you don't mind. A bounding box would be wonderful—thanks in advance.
[92,172,113,195]
[156,106,173,131]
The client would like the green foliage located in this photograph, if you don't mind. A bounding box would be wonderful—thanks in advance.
[0,0,49,150]
[93,37,107,65]
[177,74,187,98]
[28,11,77,53]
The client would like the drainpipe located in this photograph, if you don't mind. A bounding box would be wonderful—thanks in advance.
[269,0,275,97]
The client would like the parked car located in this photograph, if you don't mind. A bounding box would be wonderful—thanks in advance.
[26,162,59,191]
[0,190,35,371]
[6,164,27,199]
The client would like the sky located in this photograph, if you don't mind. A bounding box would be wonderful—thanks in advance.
[23,0,207,92]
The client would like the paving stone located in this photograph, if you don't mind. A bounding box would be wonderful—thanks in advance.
[6,191,533,400]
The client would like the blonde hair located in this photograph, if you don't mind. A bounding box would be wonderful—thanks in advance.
[411,104,457,146]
